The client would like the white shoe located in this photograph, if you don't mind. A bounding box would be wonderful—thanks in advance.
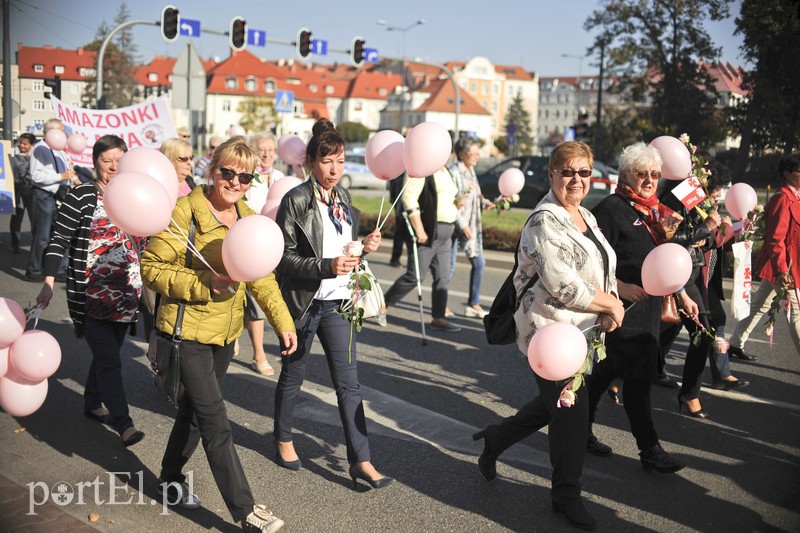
[157,480,201,510]
[375,307,388,327]
[242,504,284,532]
[464,306,488,318]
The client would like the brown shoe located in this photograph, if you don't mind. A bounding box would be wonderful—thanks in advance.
[252,359,275,376]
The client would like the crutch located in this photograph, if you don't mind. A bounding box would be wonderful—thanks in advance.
[402,211,428,346]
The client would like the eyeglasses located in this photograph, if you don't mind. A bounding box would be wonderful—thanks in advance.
[554,168,593,178]
[633,170,662,180]
[180,134,191,140]
[218,166,254,185]
[210,145,220,151]
[176,155,194,163]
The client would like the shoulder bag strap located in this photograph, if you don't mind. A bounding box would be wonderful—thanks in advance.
[172,216,196,341]
[513,213,539,311]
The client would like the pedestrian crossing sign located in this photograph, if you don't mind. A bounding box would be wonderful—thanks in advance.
[275,91,294,114]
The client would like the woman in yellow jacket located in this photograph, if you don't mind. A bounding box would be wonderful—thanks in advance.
[142,137,297,533]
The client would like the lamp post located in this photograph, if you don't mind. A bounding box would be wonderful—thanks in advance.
[561,53,584,124]
[377,18,425,131]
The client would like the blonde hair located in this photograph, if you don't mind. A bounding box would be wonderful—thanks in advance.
[549,141,594,171]
[209,136,259,176]
[160,138,192,163]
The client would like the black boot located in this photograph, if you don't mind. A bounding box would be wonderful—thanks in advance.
[639,443,685,474]
[472,429,498,481]
[586,434,612,457]
[552,499,596,530]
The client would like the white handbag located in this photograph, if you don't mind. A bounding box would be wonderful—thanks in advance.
[353,260,385,319]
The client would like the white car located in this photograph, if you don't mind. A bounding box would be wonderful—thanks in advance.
[340,151,385,190]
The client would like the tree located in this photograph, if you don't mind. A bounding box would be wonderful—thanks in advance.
[584,0,732,148]
[729,0,800,177]
[504,93,534,154]
[237,98,277,134]
[337,121,370,144]
[81,2,140,109]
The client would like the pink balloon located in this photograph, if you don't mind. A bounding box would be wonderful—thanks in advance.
[104,172,174,237]
[402,122,453,178]
[0,347,8,379]
[527,323,588,381]
[9,330,61,381]
[724,183,758,220]
[266,176,304,205]
[498,168,525,197]
[260,198,281,220]
[641,243,693,296]
[222,215,285,282]
[649,136,692,181]
[228,125,247,137]
[365,130,406,180]
[67,132,87,153]
[45,129,67,151]
[0,298,26,347]
[0,368,48,417]
[277,135,307,166]
[117,147,179,206]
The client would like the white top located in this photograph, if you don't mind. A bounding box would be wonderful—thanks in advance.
[313,200,353,301]
[244,168,286,213]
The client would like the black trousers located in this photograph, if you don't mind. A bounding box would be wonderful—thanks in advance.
[587,358,659,451]
[82,317,134,433]
[10,185,33,251]
[160,340,254,522]
[679,280,712,400]
[274,299,371,464]
[481,373,589,504]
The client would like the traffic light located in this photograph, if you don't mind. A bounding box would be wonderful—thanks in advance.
[229,16,247,51]
[43,77,61,100]
[351,36,366,67]
[296,27,312,59]
[161,5,180,43]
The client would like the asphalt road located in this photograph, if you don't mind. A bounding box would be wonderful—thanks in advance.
[1,213,799,532]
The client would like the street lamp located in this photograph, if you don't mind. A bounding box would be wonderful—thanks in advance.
[377,18,426,131]
[561,53,584,123]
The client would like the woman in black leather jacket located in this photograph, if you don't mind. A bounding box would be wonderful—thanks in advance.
[660,180,721,418]
[272,119,392,490]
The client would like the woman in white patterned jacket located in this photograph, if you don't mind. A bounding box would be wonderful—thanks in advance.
[473,141,624,531]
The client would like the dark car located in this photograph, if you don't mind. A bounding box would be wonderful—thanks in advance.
[476,156,550,209]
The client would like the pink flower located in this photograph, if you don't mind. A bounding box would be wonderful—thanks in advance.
[343,241,364,257]
[557,388,576,409]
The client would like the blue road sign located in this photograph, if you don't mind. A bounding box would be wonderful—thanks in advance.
[564,127,575,141]
[275,90,294,113]
[179,18,201,37]
[365,48,379,63]
[248,29,266,47]
[312,39,328,56]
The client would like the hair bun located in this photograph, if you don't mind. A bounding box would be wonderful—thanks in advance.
[312,118,335,137]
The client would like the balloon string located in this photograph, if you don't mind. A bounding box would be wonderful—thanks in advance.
[376,184,387,230]
[582,300,638,333]
[167,219,235,294]
[25,304,42,330]
[377,179,409,232]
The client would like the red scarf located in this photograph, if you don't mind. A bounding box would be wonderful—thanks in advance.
[615,182,680,245]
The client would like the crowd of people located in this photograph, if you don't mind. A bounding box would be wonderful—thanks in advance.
[5,117,799,531]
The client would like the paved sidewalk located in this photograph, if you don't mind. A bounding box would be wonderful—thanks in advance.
[0,473,97,532]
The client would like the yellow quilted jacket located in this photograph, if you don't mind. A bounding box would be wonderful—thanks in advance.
[141,187,294,346]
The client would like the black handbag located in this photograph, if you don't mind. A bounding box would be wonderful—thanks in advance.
[145,216,195,407]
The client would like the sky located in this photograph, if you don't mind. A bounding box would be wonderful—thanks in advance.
[3,0,746,76]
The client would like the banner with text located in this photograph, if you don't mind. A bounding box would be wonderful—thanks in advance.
[50,96,177,167]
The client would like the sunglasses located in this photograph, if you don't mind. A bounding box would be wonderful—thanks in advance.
[218,166,254,185]
[176,155,194,163]
[554,168,592,178]
[633,170,662,180]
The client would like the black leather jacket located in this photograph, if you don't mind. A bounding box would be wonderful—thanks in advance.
[661,191,713,268]
[275,180,361,319]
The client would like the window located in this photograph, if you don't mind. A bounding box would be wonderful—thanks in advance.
[34,64,43,73]
[33,119,46,129]
[225,77,237,89]
[54,65,64,74]
[470,82,477,92]
[493,84,499,95]
[245,77,257,92]
[309,83,318,93]
[222,100,231,111]
[33,100,47,111]
[148,73,158,82]
[482,100,488,108]
[79,67,95,77]
[32,80,44,92]
[325,84,334,94]
[555,110,560,119]
[264,79,276,93]
[508,86,514,96]
[71,82,79,94]
[354,101,363,111]
[483,83,489,94]
[492,101,498,112]
[378,87,387,96]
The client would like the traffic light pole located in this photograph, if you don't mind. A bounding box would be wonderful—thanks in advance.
[95,19,158,109]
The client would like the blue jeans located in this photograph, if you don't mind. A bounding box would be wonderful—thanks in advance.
[27,188,56,276]
[274,299,371,464]
[449,236,485,307]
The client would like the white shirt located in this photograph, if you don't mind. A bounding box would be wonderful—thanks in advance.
[314,201,354,301]
[245,168,286,212]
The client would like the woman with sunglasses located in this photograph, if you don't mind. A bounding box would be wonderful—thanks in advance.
[160,138,196,197]
[142,136,297,532]
[272,119,391,490]
[473,141,623,530]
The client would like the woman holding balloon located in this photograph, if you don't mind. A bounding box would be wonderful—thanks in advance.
[273,119,392,489]
[141,136,296,530]
[473,141,623,531]
[587,142,688,473]
[34,135,148,447]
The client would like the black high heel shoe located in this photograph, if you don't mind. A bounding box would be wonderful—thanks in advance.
[606,388,621,405]
[348,464,393,490]
[677,395,710,419]
[472,429,498,481]
[274,440,302,471]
